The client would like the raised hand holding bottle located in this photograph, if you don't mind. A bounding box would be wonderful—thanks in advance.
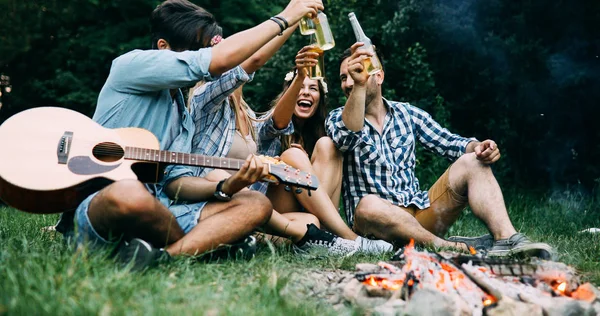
[348,12,382,75]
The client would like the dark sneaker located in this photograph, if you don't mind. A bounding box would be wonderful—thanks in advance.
[447,234,494,251]
[197,236,257,262]
[114,238,171,272]
[355,236,394,254]
[294,224,357,256]
[487,233,554,259]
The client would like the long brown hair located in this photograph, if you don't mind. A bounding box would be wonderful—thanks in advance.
[271,71,329,157]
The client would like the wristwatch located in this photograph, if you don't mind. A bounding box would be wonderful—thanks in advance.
[214,179,232,201]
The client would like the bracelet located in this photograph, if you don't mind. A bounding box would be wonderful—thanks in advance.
[269,17,285,36]
[272,16,289,29]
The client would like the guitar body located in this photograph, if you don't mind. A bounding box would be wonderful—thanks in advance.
[0,107,160,213]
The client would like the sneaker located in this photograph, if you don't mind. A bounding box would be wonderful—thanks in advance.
[197,236,257,262]
[113,238,171,272]
[447,234,494,251]
[294,224,357,256]
[487,233,554,259]
[355,236,394,254]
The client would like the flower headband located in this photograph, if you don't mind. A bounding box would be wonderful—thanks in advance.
[210,35,223,47]
[284,71,328,94]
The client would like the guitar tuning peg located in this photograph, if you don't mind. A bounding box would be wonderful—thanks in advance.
[307,190,312,197]
[295,188,303,194]
[284,185,292,192]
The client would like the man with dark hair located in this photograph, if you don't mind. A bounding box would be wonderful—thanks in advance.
[56,0,324,270]
[326,43,553,258]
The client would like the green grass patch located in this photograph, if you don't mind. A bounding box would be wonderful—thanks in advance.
[1,190,599,314]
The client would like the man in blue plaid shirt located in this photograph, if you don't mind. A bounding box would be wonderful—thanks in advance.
[326,43,553,258]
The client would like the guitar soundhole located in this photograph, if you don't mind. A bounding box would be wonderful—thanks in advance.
[92,142,125,162]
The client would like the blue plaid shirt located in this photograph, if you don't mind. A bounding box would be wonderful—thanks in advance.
[326,99,474,226]
[172,66,294,193]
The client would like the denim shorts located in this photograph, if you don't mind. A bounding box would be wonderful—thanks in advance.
[64,191,207,247]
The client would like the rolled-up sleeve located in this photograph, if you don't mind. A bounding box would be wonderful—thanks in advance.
[190,66,254,116]
[408,105,475,160]
[325,108,365,152]
[107,48,217,94]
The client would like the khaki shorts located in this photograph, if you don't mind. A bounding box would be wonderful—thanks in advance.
[404,167,468,236]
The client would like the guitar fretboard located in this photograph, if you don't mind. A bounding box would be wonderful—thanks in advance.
[124,147,245,170]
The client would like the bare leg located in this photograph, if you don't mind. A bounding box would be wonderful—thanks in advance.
[354,195,467,250]
[207,169,317,243]
[87,179,185,247]
[262,211,319,243]
[271,147,358,240]
[311,137,343,208]
[448,153,517,240]
[166,190,272,256]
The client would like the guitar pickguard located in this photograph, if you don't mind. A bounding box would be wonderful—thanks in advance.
[68,156,120,175]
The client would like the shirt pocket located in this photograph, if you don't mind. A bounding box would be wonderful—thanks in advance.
[389,133,414,162]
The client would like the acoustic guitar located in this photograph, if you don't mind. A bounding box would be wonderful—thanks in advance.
[0,107,318,214]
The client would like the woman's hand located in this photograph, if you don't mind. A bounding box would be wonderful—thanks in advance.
[295,45,320,77]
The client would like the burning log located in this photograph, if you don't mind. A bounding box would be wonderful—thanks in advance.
[346,239,596,315]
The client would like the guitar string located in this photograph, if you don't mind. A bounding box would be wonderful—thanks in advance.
[23,138,315,184]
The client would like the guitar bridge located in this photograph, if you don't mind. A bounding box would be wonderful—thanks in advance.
[57,131,73,164]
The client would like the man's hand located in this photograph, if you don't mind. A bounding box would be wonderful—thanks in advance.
[221,154,269,195]
[280,0,324,24]
[347,42,373,86]
[474,140,501,164]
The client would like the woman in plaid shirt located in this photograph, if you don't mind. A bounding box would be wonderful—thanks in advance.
[182,30,376,255]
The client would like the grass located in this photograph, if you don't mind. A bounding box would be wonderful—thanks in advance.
[1,190,599,315]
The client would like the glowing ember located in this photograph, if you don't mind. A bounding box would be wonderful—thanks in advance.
[469,246,477,255]
[363,276,403,291]
[556,282,567,293]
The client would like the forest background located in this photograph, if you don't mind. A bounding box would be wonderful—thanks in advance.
[1,0,599,193]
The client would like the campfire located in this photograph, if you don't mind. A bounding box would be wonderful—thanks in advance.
[342,240,600,315]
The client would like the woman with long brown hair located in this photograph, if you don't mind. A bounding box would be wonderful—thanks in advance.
[263,45,393,253]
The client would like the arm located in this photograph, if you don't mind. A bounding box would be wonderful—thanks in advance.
[340,43,372,131]
[165,155,270,201]
[408,104,475,160]
[241,23,299,74]
[271,45,320,129]
[209,0,323,76]
[325,108,364,153]
[189,66,252,115]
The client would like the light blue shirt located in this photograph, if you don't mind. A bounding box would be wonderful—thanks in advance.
[93,49,217,188]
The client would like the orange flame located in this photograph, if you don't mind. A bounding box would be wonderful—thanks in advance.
[363,276,403,291]
[483,294,497,306]
[469,246,477,255]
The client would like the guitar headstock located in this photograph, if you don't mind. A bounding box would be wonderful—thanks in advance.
[266,162,319,190]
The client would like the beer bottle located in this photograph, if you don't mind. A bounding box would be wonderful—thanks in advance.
[348,12,382,75]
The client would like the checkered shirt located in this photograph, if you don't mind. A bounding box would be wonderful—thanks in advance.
[182,65,293,193]
[326,98,474,226]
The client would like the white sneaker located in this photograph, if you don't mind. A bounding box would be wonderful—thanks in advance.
[295,224,358,256]
[355,236,394,254]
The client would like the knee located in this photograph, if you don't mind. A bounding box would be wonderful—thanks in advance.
[454,153,490,175]
[355,195,385,225]
[280,147,311,169]
[232,191,272,224]
[102,180,154,218]
[313,137,341,161]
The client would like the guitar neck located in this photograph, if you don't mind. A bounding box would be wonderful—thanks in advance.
[124,147,247,170]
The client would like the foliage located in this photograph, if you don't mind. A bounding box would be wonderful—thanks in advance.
[1,190,599,314]
[1,0,599,191]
